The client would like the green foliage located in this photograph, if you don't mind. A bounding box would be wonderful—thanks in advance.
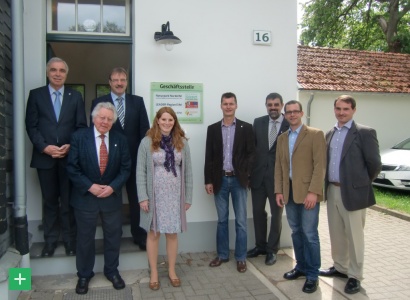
[300,0,410,53]
[374,187,410,214]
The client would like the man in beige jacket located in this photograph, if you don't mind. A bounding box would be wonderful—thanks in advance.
[275,100,326,294]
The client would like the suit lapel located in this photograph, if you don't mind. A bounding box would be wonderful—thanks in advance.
[341,122,357,160]
[41,87,57,123]
[293,124,307,154]
[58,88,73,123]
[86,129,100,178]
[104,132,119,175]
[259,116,270,150]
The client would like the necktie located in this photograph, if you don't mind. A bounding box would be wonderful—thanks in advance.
[53,91,61,120]
[269,121,278,149]
[99,135,108,175]
[117,97,125,128]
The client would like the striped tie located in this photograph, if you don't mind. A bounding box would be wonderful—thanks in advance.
[117,97,125,128]
[53,91,61,120]
[99,135,108,175]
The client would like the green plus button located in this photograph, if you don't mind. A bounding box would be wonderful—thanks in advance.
[9,268,32,290]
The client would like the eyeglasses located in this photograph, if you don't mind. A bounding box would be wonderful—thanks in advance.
[285,110,301,116]
[96,115,114,123]
[110,79,127,83]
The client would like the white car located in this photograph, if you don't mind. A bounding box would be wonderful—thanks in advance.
[373,137,410,191]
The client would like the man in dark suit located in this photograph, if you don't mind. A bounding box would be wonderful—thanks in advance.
[205,92,255,273]
[90,67,150,250]
[247,93,289,265]
[320,95,381,295]
[25,57,87,257]
[67,102,131,295]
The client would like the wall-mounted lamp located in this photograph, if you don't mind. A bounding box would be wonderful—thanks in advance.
[154,21,181,51]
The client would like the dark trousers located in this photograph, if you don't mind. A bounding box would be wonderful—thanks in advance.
[37,160,75,244]
[126,165,146,242]
[74,207,122,279]
[251,176,283,254]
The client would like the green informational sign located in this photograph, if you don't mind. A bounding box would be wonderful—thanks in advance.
[9,268,32,290]
[151,82,203,123]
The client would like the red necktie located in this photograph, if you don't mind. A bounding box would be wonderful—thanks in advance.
[99,135,108,174]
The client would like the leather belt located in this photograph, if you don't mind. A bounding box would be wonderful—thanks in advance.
[223,171,235,177]
[330,182,341,187]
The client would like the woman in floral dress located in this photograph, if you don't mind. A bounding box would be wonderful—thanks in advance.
[136,107,193,290]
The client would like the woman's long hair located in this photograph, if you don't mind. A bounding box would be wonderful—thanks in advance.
[146,107,187,152]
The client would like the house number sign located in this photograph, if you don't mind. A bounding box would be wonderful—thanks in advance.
[253,30,271,45]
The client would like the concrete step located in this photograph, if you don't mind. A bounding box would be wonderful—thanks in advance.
[29,237,148,276]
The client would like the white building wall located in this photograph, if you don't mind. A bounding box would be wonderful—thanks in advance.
[23,0,297,252]
[298,91,410,150]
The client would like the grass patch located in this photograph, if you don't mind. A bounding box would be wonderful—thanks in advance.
[373,187,410,215]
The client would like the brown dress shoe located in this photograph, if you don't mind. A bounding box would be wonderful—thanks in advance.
[149,281,160,290]
[237,261,247,273]
[169,276,181,287]
[209,257,229,267]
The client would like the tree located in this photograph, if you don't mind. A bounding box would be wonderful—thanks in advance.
[300,0,410,53]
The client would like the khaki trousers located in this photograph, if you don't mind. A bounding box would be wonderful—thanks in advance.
[327,184,366,280]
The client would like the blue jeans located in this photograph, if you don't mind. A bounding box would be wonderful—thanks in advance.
[285,185,321,280]
[214,176,248,261]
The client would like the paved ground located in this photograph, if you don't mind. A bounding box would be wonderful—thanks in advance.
[18,203,410,299]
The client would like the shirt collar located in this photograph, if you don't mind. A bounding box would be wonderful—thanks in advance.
[94,126,109,139]
[334,119,353,130]
[111,92,125,101]
[48,85,64,96]
[288,124,303,135]
[269,114,283,124]
[221,118,236,127]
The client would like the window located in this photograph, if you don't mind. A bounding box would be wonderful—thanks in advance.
[48,0,130,36]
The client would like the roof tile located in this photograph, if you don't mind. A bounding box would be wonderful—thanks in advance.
[297,46,410,93]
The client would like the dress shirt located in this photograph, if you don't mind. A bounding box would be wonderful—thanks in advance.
[48,85,64,107]
[111,92,126,112]
[94,127,110,165]
[288,124,302,180]
[328,119,353,183]
[221,118,236,172]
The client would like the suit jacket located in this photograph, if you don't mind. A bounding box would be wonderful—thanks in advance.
[275,124,326,204]
[67,127,131,212]
[90,94,150,165]
[204,118,255,194]
[25,85,87,169]
[325,121,381,211]
[250,115,289,190]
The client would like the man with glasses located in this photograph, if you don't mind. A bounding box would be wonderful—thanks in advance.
[275,100,326,293]
[67,102,131,294]
[91,67,150,250]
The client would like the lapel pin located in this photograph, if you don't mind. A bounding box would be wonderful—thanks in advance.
[115,144,117,147]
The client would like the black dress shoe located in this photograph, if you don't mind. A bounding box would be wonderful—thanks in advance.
[134,239,147,251]
[246,247,267,258]
[319,266,348,278]
[302,279,319,293]
[345,278,360,294]
[64,242,76,256]
[283,268,305,280]
[41,242,57,257]
[107,274,125,290]
[265,253,277,265]
[76,277,90,295]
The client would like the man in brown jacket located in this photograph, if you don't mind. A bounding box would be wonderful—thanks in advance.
[275,100,326,294]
